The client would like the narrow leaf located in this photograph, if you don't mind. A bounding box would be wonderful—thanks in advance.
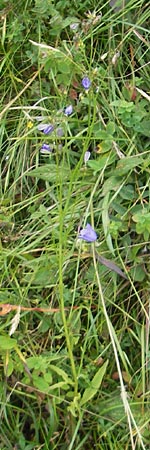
[96,253,128,280]
[102,192,115,255]
[80,360,108,406]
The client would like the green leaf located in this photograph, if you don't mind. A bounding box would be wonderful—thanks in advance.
[32,375,50,392]
[80,360,108,406]
[25,266,56,286]
[130,265,146,282]
[132,210,150,239]
[67,393,81,417]
[138,119,150,137]
[0,336,17,350]
[56,73,71,86]
[4,357,14,377]
[100,140,113,152]
[106,121,115,135]
[27,355,48,371]
[57,59,72,74]
[49,364,74,385]
[33,0,55,17]
[94,130,110,139]
[61,16,80,28]
[102,176,121,195]
[115,156,143,175]
[111,100,134,112]
[44,372,53,384]
[27,164,70,182]
[88,153,116,174]
[132,210,150,224]
[119,184,135,200]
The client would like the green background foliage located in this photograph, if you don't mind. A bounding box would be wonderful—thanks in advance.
[0,0,150,448]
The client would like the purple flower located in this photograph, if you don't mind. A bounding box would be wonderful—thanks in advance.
[40,144,52,153]
[81,77,91,90]
[43,124,54,135]
[64,105,73,116]
[37,123,54,134]
[78,223,97,242]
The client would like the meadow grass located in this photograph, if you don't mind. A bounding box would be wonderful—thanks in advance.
[0,0,150,448]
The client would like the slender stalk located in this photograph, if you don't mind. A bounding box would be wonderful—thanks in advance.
[58,240,78,395]
[58,159,78,394]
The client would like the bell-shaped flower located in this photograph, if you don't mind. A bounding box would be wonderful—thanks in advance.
[78,223,97,242]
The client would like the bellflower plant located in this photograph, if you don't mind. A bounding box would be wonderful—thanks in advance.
[78,223,97,242]
[81,77,91,90]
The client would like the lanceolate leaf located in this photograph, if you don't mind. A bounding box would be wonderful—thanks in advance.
[96,253,128,280]
[80,360,108,406]
[102,192,115,255]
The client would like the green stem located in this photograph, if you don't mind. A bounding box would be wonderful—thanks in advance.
[59,242,78,395]
[57,156,78,394]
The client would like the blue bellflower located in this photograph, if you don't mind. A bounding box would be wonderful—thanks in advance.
[64,105,73,116]
[40,143,52,153]
[43,124,54,135]
[37,123,54,134]
[81,77,91,90]
[78,223,97,242]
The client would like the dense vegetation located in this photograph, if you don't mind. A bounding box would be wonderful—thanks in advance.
[0,0,150,448]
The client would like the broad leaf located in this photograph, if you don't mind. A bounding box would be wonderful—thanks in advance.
[0,336,17,350]
[27,164,70,182]
[115,156,143,175]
